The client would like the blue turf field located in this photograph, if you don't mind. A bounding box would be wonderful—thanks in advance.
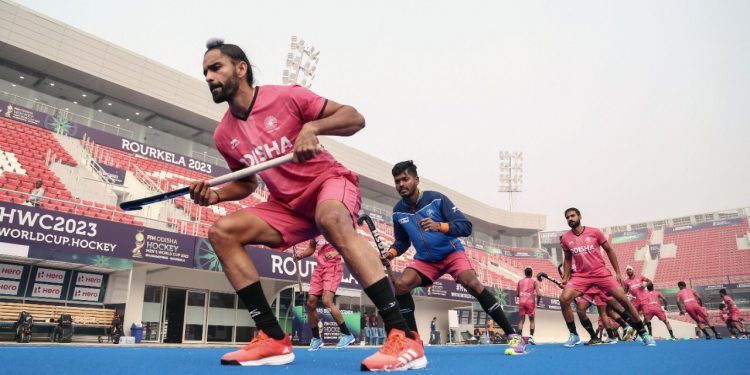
[1,340,748,374]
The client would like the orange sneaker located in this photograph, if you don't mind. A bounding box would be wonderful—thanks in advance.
[220,330,294,366]
[361,329,427,372]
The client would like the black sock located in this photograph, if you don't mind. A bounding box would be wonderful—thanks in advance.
[566,321,578,335]
[311,326,320,339]
[580,318,597,339]
[338,322,351,336]
[396,293,418,333]
[614,317,628,328]
[701,328,710,337]
[631,320,648,338]
[617,309,635,326]
[606,328,615,339]
[668,329,674,338]
[477,288,515,335]
[364,277,414,339]
[530,328,535,336]
[237,282,284,340]
[710,326,720,337]
[646,322,653,335]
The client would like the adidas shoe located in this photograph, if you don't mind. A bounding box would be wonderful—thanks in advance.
[221,330,294,366]
[360,329,427,372]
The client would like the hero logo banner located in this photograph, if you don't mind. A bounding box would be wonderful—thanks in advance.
[76,272,104,287]
[0,263,25,280]
[72,287,101,302]
[0,279,21,296]
[35,267,67,284]
[31,282,63,298]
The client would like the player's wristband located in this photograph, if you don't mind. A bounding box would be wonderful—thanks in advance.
[438,222,450,233]
[388,248,398,258]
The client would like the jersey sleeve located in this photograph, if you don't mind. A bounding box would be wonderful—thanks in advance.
[391,215,412,255]
[215,136,244,171]
[288,85,328,124]
[438,193,473,237]
[594,228,608,245]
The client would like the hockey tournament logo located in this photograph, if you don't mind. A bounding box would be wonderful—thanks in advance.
[132,231,145,258]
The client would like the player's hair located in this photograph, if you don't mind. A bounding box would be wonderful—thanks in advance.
[564,207,581,216]
[205,38,254,86]
[524,267,532,277]
[719,288,727,295]
[677,281,686,288]
[646,282,654,291]
[392,160,418,177]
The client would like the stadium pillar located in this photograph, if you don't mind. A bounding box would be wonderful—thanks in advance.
[123,264,147,336]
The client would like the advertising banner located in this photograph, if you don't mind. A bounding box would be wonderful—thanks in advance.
[0,279,21,296]
[75,272,104,288]
[0,202,195,268]
[71,286,101,302]
[290,306,360,345]
[611,229,649,244]
[665,218,744,234]
[98,164,127,186]
[35,267,67,284]
[0,263,25,280]
[30,282,64,299]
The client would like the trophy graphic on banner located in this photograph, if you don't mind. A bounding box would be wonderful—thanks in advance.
[133,231,145,258]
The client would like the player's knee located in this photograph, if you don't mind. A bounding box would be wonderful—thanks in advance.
[317,214,354,250]
[322,295,335,307]
[394,280,411,295]
[208,220,236,256]
[306,297,318,311]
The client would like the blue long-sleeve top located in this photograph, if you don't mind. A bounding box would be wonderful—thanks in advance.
[390,190,473,262]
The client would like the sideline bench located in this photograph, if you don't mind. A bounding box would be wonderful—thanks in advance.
[0,302,115,341]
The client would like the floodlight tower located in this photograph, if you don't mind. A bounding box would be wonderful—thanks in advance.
[282,36,320,87]
[498,151,523,212]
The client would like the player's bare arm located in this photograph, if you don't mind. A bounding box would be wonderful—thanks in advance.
[601,241,624,286]
[188,174,258,206]
[294,239,318,261]
[294,100,365,162]
[562,252,573,286]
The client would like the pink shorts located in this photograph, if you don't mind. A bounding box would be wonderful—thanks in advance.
[247,173,361,248]
[566,275,620,296]
[519,300,536,317]
[631,299,643,312]
[309,261,344,296]
[406,251,474,285]
[686,305,708,324]
[582,286,612,307]
[729,310,741,322]
[644,306,666,321]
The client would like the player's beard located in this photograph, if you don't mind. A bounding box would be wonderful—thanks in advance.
[567,219,580,229]
[210,74,240,103]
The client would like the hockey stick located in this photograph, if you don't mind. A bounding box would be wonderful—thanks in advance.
[357,214,397,283]
[119,153,293,211]
[537,272,595,305]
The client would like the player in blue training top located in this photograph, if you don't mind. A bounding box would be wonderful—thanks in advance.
[382,160,526,355]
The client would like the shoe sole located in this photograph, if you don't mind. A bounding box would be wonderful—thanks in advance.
[563,340,582,348]
[361,356,428,372]
[221,353,295,366]
[336,339,355,349]
[309,345,324,351]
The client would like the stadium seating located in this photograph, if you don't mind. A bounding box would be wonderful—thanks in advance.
[609,230,652,275]
[656,219,750,282]
[0,119,140,225]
